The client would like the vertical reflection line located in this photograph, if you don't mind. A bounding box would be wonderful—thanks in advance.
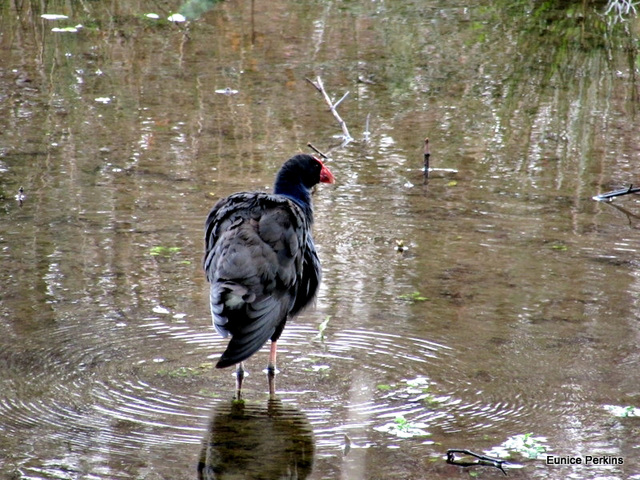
[341,370,371,480]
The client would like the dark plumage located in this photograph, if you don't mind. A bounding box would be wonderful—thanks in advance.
[203,154,334,395]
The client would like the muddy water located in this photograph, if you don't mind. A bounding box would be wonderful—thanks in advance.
[1,1,640,479]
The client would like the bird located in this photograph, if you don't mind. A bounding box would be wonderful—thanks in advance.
[203,154,335,397]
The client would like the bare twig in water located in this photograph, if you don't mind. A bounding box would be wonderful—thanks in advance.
[307,143,329,160]
[305,76,353,147]
[593,184,640,202]
[446,449,508,476]
[363,113,371,143]
[423,138,431,180]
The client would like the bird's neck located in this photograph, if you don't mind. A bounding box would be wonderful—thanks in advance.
[274,180,314,222]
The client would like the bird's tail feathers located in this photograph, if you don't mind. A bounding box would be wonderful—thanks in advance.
[216,327,273,368]
[215,296,288,369]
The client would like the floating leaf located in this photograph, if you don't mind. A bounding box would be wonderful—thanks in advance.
[52,26,81,33]
[447,180,458,187]
[167,13,187,22]
[41,14,69,20]
[95,97,112,104]
[145,13,160,19]
[215,87,239,95]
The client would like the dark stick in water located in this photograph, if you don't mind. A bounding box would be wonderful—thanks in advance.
[593,184,640,201]
[423,138,430,181]
[446,449,508,475]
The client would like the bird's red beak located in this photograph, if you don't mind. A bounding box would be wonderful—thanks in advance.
[319,162,335,184]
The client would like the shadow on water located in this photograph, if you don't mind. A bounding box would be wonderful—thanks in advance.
[198,399,314,480]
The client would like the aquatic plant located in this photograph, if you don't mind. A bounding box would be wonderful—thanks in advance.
[485,433,549,459]
[316,316,331,341]
[149,246,182,256]
[397,291,429,302]
[604,404,640,417]
[378,376,449,405]
[374,414,430,438]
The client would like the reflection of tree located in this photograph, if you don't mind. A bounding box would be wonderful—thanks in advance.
[371,0,639,195]
[178,0,224,20]
[198,399,315,480]
[488,0,639,197]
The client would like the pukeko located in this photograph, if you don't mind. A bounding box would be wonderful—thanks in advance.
[203,154,335,396]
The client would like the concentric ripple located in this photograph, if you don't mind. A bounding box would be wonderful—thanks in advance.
[0,308,565,478]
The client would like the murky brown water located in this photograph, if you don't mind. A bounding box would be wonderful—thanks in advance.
[2,1,640,479]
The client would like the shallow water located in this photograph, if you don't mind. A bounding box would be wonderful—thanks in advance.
[1,1,640,479]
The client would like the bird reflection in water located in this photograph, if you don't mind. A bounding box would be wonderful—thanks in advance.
[198,398,314,479]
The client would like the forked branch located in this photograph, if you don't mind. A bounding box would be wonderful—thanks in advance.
[306,76,353,147]
[446,449,509,476]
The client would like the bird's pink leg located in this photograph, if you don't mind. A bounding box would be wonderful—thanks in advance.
[235,362,246,399]
[267,341,277,397]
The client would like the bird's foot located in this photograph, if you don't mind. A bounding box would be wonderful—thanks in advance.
[266,364,278,398]
[235,362,247,399]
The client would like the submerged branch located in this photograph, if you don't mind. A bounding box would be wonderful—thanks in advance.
[592,184,640,202]
[363,113,371,142]
[446,449,509,475]
[305,76,353,148]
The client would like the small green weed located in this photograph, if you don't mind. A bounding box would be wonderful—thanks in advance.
[397,291,429,302]
[374,414,430,438]
[379,376,448,405]
[150,246,182,256]
[316,316,331,341]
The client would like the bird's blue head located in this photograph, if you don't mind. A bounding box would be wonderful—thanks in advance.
[273,154,335,213]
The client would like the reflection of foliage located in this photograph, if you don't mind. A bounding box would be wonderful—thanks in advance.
[178,0,224,20]
[355,0,638,99]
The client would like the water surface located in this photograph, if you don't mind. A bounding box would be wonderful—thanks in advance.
[1,1,640,479]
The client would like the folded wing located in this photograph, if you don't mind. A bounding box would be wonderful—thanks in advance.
[204,192,320,368]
